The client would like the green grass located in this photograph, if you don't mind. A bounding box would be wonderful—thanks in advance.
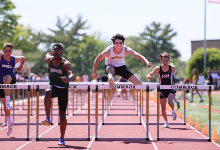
[151,91,220,142]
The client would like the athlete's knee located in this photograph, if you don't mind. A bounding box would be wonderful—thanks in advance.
[3,75,12,83]
[45,89,52,96]
[1,98,6,103]
[59,111,66,119]
[106,65,115,75]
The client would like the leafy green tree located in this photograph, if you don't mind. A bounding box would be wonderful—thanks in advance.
[140,22,180,63]
[0,0,20,45]
[186,47,220,79]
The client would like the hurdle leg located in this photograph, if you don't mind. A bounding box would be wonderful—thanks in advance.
[88,86,91,140]
[36,85,40,140]
[157,85,160,141]
[72,89,75,114]
[13,89,15,122]
[27,85,31,141]
[51,98,54,125]
[184,89,186,124]
[208,86,212,142]
[102,89,104,124]
[22,89,25,110]
[95,85,98,139]
[146,86,149,140]
[139,89,142,124]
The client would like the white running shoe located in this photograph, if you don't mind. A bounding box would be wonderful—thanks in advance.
[163,122,169,128]
[6,104,13,110]
[172,110,177,120]
[7,122,14,136]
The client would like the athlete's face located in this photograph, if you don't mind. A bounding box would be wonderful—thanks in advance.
[113,39,124,50]
[3,47,12,58]
[161,57,169,65]
[52,49,63,58]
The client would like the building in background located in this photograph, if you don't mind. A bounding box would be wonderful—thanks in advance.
[191,39,220,56]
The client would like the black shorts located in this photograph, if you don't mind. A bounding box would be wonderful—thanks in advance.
[160,89,176,99]
[105,65,134,80]
[0,75,16,98]
[46,85,68,112]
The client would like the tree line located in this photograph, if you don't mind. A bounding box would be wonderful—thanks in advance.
[5,0,219,82]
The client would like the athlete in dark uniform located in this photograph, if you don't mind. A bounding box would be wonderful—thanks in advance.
[146,52,177,128]
[0,43,25,136]
[42,43,74,146]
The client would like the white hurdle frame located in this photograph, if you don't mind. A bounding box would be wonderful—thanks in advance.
[0,84,32,141]
[156,84,214,142]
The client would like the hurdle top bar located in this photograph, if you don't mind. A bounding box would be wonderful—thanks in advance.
[0,82,213,90]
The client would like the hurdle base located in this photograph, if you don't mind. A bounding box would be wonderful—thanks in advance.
[102,122,142,125]
[95,137,149,141]
[0,136,32,141]
[107,114,138,116]
[157,138,211,142]
[36,137,90,141]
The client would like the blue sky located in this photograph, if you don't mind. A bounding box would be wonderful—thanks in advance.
[12,0,220,61]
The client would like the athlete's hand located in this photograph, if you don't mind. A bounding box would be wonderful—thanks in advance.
[147,62,152,68]
[60,76,68,83]
[92,72,97,79]
[146,74,152,80]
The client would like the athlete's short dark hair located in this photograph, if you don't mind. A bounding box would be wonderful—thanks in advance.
[159,52,171,61]
[52,43,63,51]
[111,33,125,43]
[3,43,14,50]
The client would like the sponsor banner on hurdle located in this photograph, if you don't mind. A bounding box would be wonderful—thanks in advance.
[160,84,214,90]
[0,84,32,89]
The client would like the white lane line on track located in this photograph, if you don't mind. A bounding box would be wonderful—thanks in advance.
[86,97,114,149]
[177,117,220,148]
[141,116,158,150]
[16,94,103,150]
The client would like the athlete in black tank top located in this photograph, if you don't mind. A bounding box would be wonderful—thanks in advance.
[146,52,177,128]
[159,65,174,85]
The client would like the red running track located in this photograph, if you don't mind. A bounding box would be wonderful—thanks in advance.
[0,91,220,150]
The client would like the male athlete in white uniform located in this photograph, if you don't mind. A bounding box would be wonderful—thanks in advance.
[92,33,152,89]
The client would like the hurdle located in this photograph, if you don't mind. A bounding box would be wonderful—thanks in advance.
[95,84,149,141]
[35,84,91,141]
[156,84,214,142]
[0,84,32,141]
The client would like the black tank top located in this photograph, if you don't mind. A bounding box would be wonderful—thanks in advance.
[159,65,174,85]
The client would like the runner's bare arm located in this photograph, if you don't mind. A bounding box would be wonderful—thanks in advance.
[125,47,152,68]
[45,52,54,64]
[146,66,160,80]
[92,47,110,79]
[15,56,25,71]
[171,65,176,73]
[61,60,74,83]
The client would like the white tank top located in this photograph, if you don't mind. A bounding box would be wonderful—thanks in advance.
[105,45,126,67]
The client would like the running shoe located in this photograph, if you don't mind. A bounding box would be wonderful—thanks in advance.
[6,104,13,110]
[177,102,180,109]
[108,78,116,90]
[58,138,65,146]
[7,122,14,136]
[199,98,204,103]
[42,118,51,126]
[172,110,177,120]
[163,122,169,128]
[190,99,194,103]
